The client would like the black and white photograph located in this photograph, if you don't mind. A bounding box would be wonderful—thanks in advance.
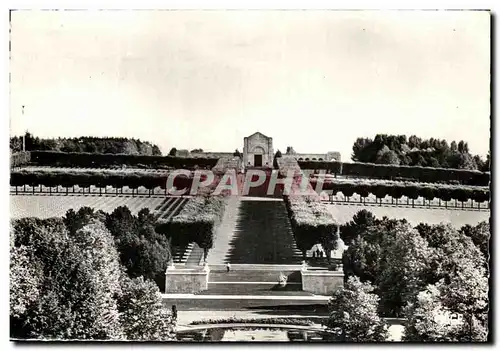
[7,8,491,343]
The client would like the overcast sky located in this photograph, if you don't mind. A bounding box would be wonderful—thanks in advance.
[9,10,490,159]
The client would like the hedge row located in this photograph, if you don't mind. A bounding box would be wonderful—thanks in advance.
[10,168,237,195]
[309,178,490,203]
[156,195,227,261]
[10,169,195,191]
[10,152,31,168]
[30,150,219,170]
[298,160,490,186]
[283,196,338,260]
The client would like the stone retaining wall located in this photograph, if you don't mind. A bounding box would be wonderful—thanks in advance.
[301,270,344,295]
[165,266,209,293]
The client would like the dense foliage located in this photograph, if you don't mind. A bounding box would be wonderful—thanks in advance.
[284,196,338,262]
[10,216,175,340]
[156,195,227,262]
[63,206,172,290]
[340,209,489,341]
[351,134,489,171]
[459,221,490,258]
[10,133,162,155]
[325,276,389,341]
[117,276,175,341]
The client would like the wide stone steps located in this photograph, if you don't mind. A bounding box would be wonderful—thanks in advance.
[185,244,204,265]
[225,200,303,265]
[206,196,242,265]
[162,297,329,311]
[197,283,309,296]
[209,270,302,283]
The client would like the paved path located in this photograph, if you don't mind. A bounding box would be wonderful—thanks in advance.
[206,196,242,265]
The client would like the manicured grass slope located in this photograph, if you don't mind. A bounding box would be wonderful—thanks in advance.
[10,195,166,218]
[327,203,489,227]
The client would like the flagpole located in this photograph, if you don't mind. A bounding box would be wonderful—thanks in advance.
[22,105,25,151]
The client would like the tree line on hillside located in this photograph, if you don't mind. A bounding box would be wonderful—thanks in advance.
[276,150,489,186]
[10,205,174,340]
[10,132,162,155]
[324,209,489,342]
[352,134,490,171]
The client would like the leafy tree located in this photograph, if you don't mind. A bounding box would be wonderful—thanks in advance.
[340,209,377,246]
[350,134,484,170]
[168,147,177,156]
[326,276,389,342]
[457,153,477,170]
[403,264,488,343]
[64,206,105,235]
[117,276,175,341]
[460,221,489,259]
[10,244,43,323]
[481,151,491,172]
[342,236,383,284]
[152,145,162,156]
[375,146,400,165]
[273,150,282,169]
[105,206,170,281]
[342,215,407,284]
[403,284,464,342]
[10,217,176,340]
[233,149,241,157]
[10,218,124,340]
[10,134,162,155]
[428,157,440,168]
[377,225,434,316]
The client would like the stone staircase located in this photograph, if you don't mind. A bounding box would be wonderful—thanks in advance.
[225,200,303,265]
[205,196,242,265]
[199,269,308,296]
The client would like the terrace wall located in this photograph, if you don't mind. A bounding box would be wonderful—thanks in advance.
[301,270,344,295]
[165,266,209,293]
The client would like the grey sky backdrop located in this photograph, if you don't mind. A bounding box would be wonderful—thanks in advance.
[9,10,490,159]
